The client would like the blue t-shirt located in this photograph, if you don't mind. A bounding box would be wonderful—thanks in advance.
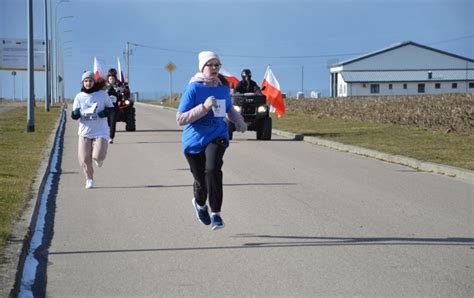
[178,82,232,154]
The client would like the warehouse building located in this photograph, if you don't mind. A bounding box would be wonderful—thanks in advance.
[329,41,474,97]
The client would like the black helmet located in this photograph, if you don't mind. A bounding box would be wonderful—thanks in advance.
[107,68,117,77]
[241,69,252,78]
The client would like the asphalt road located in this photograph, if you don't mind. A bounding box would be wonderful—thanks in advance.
[46,103,473,297]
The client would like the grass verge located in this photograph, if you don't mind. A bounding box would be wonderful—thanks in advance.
[0,105,61,256]
[273,111,474,171]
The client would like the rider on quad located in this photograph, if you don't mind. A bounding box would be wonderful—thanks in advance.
[234,69,261,94]
[229,69,272,140]
[106,68,134,143]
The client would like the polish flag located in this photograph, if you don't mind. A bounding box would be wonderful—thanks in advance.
[219,67,239,90]
[261,65,284,117]
[117,56,125,83]
[93,57,104,80]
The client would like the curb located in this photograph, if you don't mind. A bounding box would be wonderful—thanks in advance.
[272,129,474,184]
[0,107,65,297]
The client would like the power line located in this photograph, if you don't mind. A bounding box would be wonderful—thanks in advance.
[129,42,198,55]
[129,42,366,59]
[426,34,474,46]
[222,52,367,59]
[128,34,474,60]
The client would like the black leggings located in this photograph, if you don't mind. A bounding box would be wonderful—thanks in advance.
[185,138,228,213]
[107,109,117,139]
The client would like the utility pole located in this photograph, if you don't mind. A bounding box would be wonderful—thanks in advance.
[44,0,50,111]
[301,65,304,94]
[49,0,53,105]
[124,41,135,84]
[27,0,35,132]
[126,42,130,83]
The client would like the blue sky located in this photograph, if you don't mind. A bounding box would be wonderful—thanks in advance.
[0,0,472,100]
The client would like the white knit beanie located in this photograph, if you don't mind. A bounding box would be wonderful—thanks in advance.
[198,51,220,72]
[81,71,95,82]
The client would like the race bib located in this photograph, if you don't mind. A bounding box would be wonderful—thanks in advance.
[81,113,98,120]
[212,99,226,117]
[82,102,97,113]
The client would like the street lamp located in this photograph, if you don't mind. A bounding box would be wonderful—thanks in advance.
[50,0,70,105]
[55,0,69,13]
[44,0,50,111]
[62,41,72,58]
[55,15,73,103]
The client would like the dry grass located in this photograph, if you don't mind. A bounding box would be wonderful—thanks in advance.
[273,112,474,170]
[142,94,181,109]
[286,93,474,134]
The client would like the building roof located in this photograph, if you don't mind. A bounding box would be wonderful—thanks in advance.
[341,70,474,83]
[333,41,474,67]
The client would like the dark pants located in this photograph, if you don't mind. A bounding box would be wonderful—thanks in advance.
[185,138,228,213]
[107,109,117,139]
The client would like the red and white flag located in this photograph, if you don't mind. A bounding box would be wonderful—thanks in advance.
[93,57,104,80]
[117,56,125,83]
[261,65,284,117]
[219,67,239,90]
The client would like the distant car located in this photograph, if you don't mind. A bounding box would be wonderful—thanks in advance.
[228,92,272,140]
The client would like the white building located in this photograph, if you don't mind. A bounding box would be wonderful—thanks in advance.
[329,41,474,97]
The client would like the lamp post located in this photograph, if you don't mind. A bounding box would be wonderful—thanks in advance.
[51,0,70,103]
[55,16,73,103]
[44,0,50,111]
[27,0,35,132]
[58,32,72,103]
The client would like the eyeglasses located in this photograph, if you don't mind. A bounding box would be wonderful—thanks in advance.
[205,63,221,68]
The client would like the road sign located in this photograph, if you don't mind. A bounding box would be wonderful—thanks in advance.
[0,38,46,71]
[166,62,175,72]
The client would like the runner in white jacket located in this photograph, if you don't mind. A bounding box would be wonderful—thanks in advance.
[72,71,114,189]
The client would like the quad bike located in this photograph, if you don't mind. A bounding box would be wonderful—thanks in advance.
[227,92,272,140]
[114,85,136,131]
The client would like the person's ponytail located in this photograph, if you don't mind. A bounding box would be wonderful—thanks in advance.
[94,77,107,90]
[218,74,230,88]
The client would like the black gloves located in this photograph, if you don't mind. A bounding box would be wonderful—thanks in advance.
[71,107,109,119]
[97,109,108,118]
[71,108,81,120]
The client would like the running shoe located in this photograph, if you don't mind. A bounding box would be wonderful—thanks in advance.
[192,198,211,225]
